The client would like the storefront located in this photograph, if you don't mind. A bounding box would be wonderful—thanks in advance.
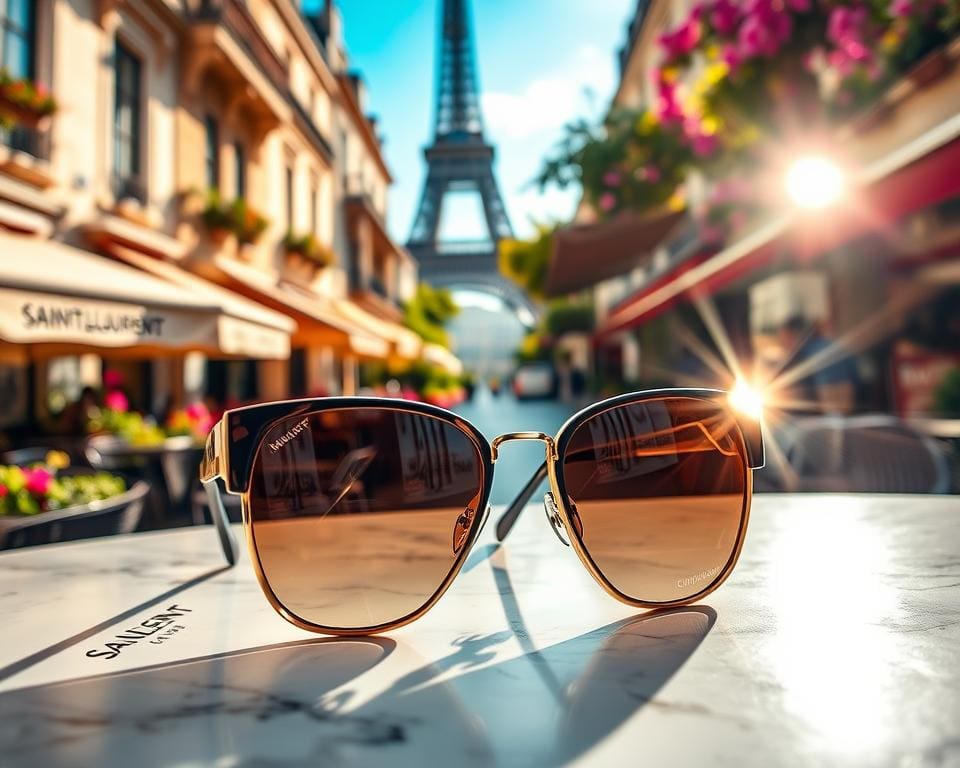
[593,73,960,420]
[0,233,293,442]
[195,254,392,397]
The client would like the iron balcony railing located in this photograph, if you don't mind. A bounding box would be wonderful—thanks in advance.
[368,274,389,299]
[111,174,148,206]
[0,124,51,160]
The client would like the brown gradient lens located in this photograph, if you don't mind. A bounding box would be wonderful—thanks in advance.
[248,408,485,630]
[560,397,748,603]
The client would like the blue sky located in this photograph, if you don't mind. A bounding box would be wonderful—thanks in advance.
[333,0,636,241]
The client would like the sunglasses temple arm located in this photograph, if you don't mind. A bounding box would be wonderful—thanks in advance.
[202,479,240,566]
[495,461,548,542]
[199,422,239,566]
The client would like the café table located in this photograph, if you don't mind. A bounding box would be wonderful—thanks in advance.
[0,494,958,767]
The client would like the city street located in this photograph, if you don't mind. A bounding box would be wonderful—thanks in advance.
[453,389,585,505]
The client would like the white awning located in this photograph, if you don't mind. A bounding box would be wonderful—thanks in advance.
[108,246,294,359]
[422,342,464,376]
[210,256,392,359]
[333,298,423,360]
[0,234,291,358]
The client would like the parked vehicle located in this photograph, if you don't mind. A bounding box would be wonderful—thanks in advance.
[512,363,557,399]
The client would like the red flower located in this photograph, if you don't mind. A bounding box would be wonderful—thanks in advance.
[104,390,129,413]
[103,370,125,389]
[0,484,8,498]
[23,467,52,496]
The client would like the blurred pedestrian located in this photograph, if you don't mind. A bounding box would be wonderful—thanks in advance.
[776,316,857,415]
[58,386,100,435]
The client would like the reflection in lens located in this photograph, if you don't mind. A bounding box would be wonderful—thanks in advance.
[561,397,747,603]
[249,408,484,630]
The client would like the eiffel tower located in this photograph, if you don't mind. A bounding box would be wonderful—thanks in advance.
[408,0,533,313]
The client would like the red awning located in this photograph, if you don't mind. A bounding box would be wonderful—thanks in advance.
[544,209,683,297]
[598,131,960,338]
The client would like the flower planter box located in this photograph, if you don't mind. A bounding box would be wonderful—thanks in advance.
[0,94,50,131]
[282,249,326,283]
[0,479,149,551]
[208,226,234,248]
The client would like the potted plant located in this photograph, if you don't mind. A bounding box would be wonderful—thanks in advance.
[0,457,149,550]
[0,69,56,130]
[201,190,269,247]
[233,198,269,245]
[282,231,334,269]
[200,190,235,246]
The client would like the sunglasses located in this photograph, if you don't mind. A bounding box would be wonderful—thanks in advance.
[199,389,764,635]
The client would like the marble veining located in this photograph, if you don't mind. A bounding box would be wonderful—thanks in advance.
[0,494,958,767]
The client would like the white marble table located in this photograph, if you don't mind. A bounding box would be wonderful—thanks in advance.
[0,494,958,767]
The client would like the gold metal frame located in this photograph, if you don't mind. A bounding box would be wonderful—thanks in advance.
[200,390,761,636]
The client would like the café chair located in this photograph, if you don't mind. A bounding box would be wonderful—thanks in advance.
[787,414,951,494]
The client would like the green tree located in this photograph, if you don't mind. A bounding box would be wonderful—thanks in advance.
[498,223,555,301]
[404,282,460,348]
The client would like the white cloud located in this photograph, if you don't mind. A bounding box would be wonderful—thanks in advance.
[481,45,615,142]
[481,44,620,240]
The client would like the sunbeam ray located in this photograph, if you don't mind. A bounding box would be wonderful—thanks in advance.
[691,293,747,384]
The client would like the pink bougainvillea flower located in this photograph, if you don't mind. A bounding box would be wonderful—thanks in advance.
[23,467,53,496]
[711,0,741,36]
[828,49,857,77]
[598,192,618,212]
[690,129,720,158]
[104,390,129,413]
[655,76,685,123]
[889,0,912,15]
[657,14,702,63]
[828,4,872,64]
[738,15,776,58]
[602,170,623,187]
[786,0,812,11]
[637,164,662,183]
[103,370,125,389]
[721,44,743,72]
[738,0,794,56]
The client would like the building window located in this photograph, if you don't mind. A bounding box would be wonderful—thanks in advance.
[310,182,318,234]
[204,115,219,191]
[234,142,245,199]
[1,0,39,156]
[1,0,34,78]
[285,165,294,230]
[113,41,144,203]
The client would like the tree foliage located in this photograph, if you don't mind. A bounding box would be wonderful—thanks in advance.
[498,223,555,301]
[403,282,460,348]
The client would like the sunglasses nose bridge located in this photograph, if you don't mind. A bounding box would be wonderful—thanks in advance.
[490,432,557,463]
